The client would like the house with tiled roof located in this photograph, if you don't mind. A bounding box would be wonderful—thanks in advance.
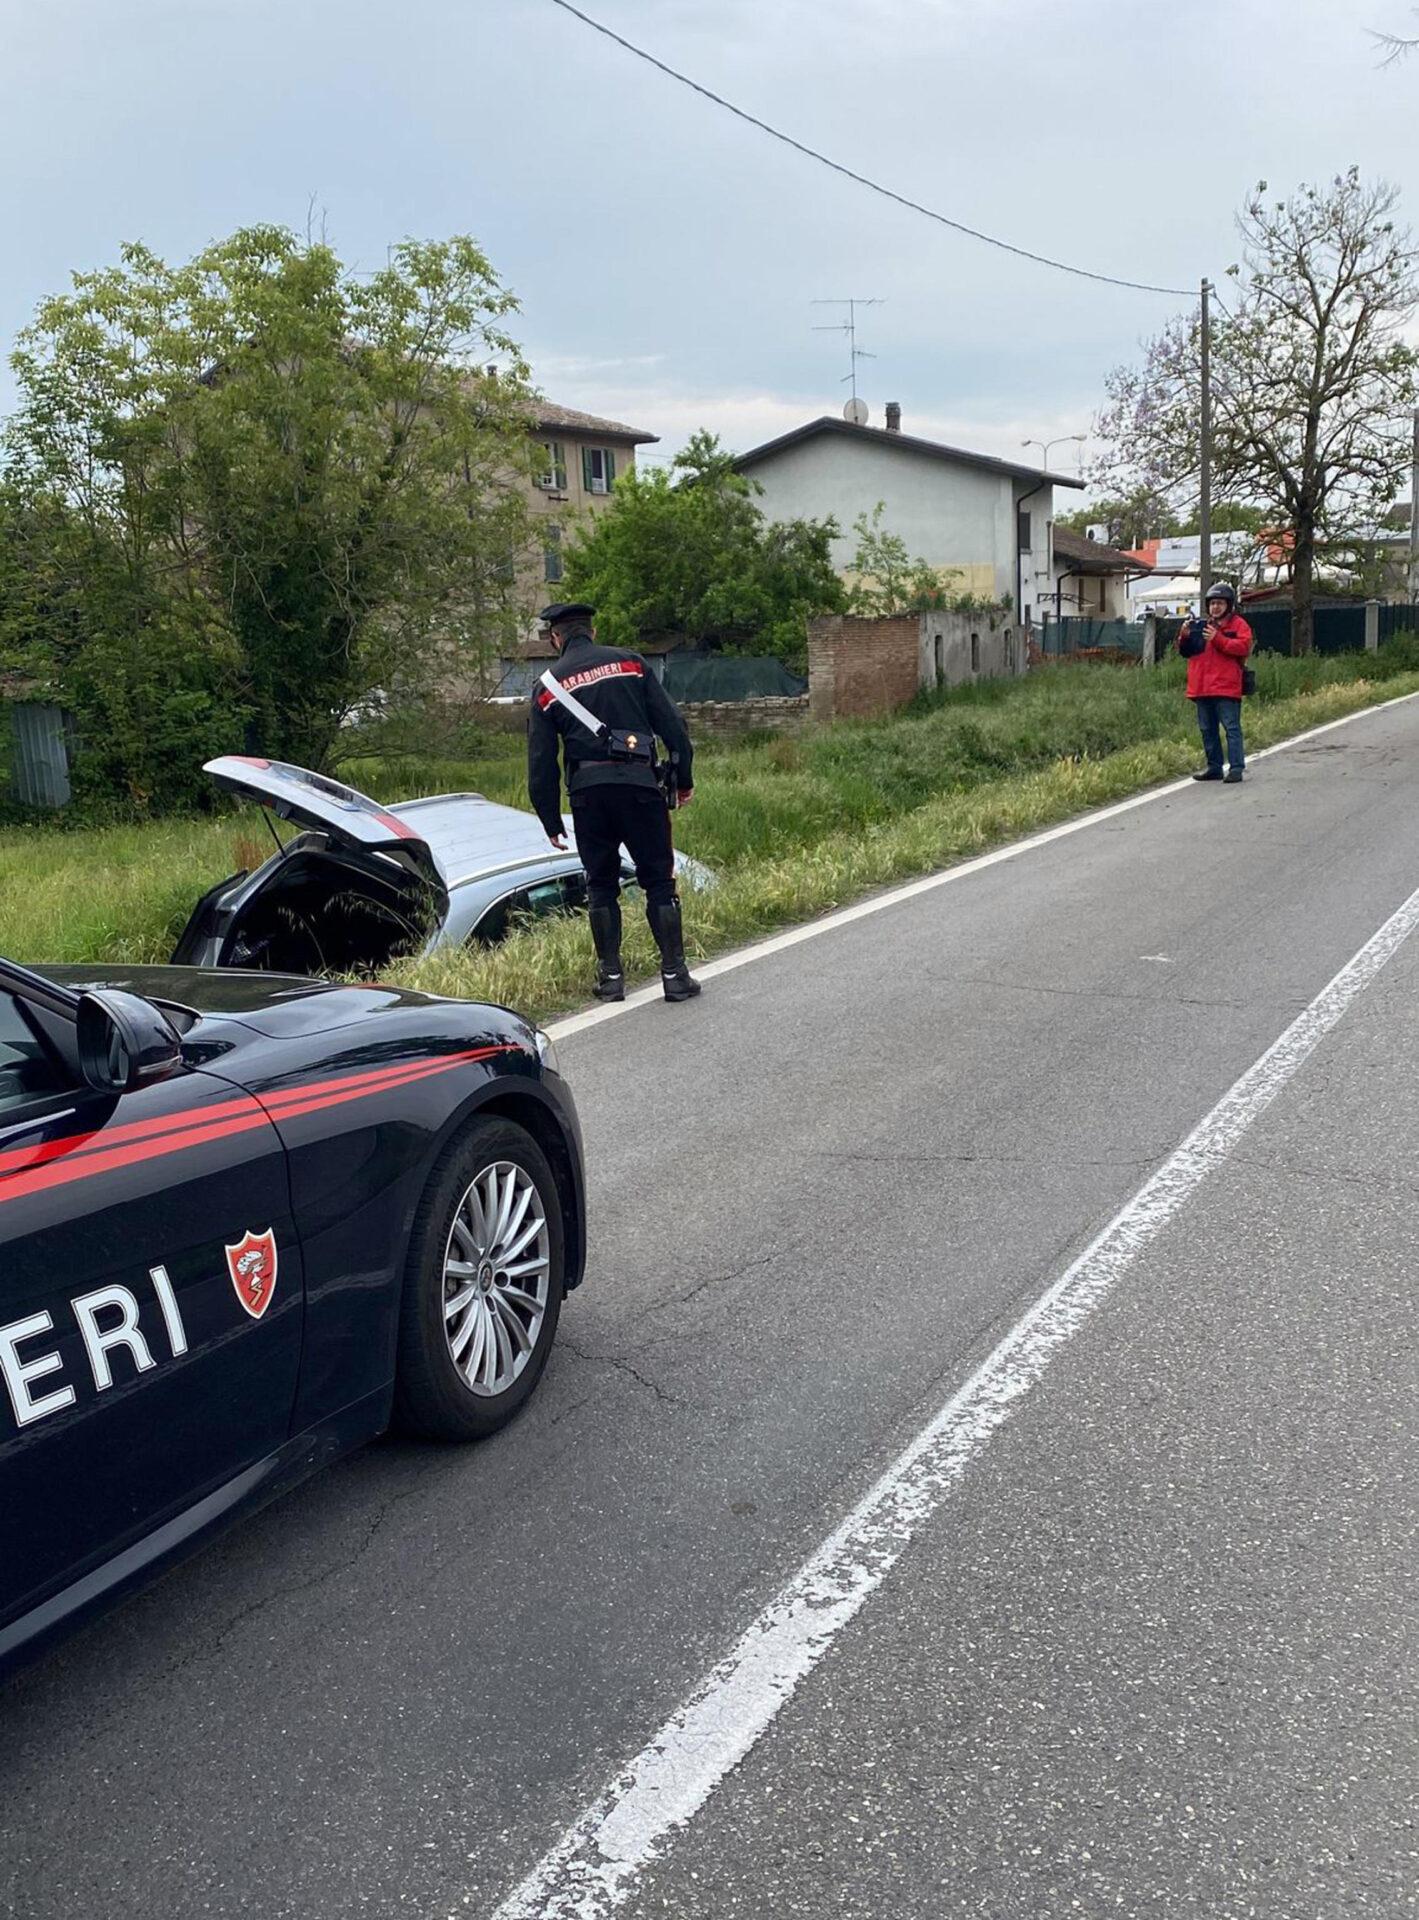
[1050,526,1153,620]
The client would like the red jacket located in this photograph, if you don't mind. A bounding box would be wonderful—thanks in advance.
[1182,611,1252,699]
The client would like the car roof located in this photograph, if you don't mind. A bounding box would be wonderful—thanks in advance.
[386,794,559,884]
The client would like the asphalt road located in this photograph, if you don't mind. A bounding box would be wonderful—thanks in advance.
[4,698,1418,1920]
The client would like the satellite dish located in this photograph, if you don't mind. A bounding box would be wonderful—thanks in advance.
[843,397,869,426]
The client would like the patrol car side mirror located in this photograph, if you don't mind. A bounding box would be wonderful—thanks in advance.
[76,990,185,1094]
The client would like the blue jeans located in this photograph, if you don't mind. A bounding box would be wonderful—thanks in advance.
[1195,696,1244,773]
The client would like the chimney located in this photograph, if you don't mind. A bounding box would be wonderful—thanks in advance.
[885,401,902,432]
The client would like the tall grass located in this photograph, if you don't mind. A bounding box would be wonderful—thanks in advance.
[4,645,1418,992]
[396,668,1419,1021]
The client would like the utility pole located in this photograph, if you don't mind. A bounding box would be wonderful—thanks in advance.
[1409,406,1419,605]
[1199,277,1212,606]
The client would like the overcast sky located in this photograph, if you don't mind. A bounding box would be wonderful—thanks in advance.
[4,0,1418,478]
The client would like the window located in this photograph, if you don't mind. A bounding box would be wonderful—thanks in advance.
[0,991,71,1118]
[472,877,581,946]
[1017,510,1032,553]
[494,658,541,698]
[970,632,980,674]
[582,446,616,495]
[538,442,567,492]
[544,525,563,583]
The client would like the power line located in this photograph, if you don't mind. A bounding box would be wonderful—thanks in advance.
[546,0,1194,299]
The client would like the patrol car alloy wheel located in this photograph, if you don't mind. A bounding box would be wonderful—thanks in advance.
[393,1117,564,1441]
[442,1160,550,1397]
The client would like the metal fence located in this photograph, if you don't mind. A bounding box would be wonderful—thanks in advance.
[1154,601,1419,660]
[1038,617,1146,661]
[1245,604,1365,656]
[5,701,72,808]
[1377,602,1419,643]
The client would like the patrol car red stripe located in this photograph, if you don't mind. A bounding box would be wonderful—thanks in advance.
[0,1049,504,1180]
[0,1047,518,1205]
[256,1048,513,1118]
[248,1048,512,1127]
[0,1108,275,1206]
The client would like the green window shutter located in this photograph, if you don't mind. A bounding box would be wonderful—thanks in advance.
[582,446,595,492]
[605,448,616,487]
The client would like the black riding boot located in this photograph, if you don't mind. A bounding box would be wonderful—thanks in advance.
[648,898,701,1002]
[589,902,625,1002]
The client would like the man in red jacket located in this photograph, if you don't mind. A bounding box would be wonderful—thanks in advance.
[1181,582,1253,783]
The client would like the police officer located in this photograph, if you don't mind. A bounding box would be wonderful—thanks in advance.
[527,602,700,1003]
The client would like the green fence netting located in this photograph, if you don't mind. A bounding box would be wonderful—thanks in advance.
[661,654,807,701]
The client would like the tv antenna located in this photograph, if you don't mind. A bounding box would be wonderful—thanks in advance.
[812,297,883,407]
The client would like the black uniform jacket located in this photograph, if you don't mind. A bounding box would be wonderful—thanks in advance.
[527,637,694,838]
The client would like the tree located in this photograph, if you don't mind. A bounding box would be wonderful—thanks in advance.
[844,504,944,613]
[844,503,1008,612]
[1373,10,1419,63]
[1057,486,1182,549]
[4,226,536,787]
[562,431,843,667]
[0,474,245,812]
[1185,502,1271,538]
[1090,170,1418,652]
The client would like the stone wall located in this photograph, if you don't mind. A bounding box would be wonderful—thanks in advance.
[465,700,530,733]
[678,695,811,739]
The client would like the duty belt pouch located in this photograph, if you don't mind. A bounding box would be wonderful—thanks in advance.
[605,727,654,764]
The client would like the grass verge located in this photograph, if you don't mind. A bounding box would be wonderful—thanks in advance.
[3,650,1417,1009]
[392,664,1419,1022]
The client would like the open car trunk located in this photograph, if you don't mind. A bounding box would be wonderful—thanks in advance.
[172,758,450,975]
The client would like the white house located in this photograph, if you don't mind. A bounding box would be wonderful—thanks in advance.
[735,404,1085,623]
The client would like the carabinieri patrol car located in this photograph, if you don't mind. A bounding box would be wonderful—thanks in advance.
[0,955,585,1676]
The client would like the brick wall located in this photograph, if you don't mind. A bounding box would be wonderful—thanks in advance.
[808,614,922,723]
[677,695,811,739]
[810,610,1025,721]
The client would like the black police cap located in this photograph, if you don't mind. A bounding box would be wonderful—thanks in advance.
[538,602,596,627]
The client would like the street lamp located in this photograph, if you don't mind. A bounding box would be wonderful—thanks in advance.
[1019,434,1087,634]
[1022,432,1087,471]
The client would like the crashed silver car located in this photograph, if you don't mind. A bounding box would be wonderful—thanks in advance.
[172,756,712,975]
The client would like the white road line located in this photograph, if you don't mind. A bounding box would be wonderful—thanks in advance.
[545,689,1419,1042]
[485,876,1419,1920]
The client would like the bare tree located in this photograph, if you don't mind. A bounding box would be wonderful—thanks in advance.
[1090,171,1418,652]
[1372,6,1419,63]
